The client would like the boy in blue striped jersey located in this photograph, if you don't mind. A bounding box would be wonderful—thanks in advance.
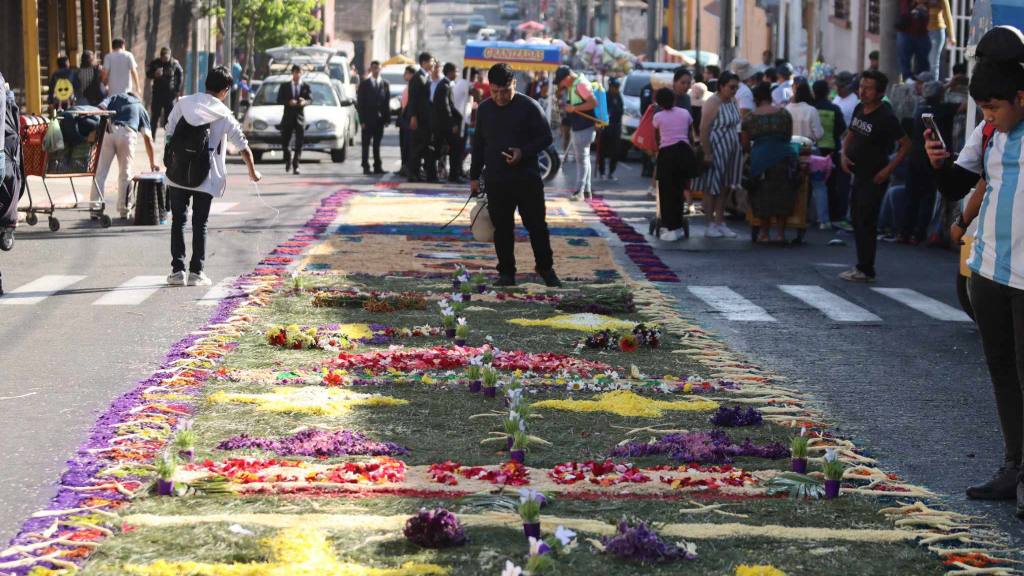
[928,53,1024,519]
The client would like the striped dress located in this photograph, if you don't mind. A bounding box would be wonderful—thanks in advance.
[956,121,1024,289]
[695,96,743,196]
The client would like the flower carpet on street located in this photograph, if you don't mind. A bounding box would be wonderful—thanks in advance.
[2,186,1017,576]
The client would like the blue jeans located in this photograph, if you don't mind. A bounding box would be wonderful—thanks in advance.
[897,31,931,79]
[929,28,946,79]
[811,171,830,225]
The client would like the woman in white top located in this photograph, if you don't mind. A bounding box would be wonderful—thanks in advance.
[785,81,824,142]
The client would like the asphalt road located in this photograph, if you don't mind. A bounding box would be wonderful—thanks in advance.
[0,142,390,544]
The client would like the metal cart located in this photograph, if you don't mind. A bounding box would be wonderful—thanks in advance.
[19,110,114,231]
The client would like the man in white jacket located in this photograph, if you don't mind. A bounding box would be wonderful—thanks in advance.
[164,66,261,287]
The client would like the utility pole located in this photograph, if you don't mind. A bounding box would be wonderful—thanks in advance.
[719,0,734,69]
[646,0,658,60]
[224,0,233,70]
[192,0,200,93]
[695,0,702,73]
[609,0,618,41]
[879,0,900,81]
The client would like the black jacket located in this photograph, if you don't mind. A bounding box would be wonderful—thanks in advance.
[404,68,432,131]
[276,81,312,125]
[431,77,461,134]
[146,58,184,98]
[356,75,391,127]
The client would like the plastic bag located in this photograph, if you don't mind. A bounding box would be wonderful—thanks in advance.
[470,199,494,242]
[44,117,64,153]
[631,105,657,154]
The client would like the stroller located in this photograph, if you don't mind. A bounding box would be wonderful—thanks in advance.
[1,75,24,295]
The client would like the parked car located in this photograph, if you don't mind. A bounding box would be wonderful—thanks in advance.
[477,27,499,41]
[621,64,678,146]
[466,15,487,34]
[242,72,354,163]
[380,64,409,117]
[500,1,519,19]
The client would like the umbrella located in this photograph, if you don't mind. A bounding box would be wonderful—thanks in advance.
[382,54,415,66]
[517,20,546,32]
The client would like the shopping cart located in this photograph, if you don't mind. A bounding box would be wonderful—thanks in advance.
[19,109,114,231]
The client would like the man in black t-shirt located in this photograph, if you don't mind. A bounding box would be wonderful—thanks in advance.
[839,70,910,282]
[145,47,183,138]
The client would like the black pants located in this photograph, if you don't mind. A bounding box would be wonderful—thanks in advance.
[850,174,887,277]
[280,118,305,168]
[655,141,694,231]
[969,274,1024,475]
[150,95,174,138]
[410,125,436,180]
[435,127,462,180]
[486,175,554,276]
[398,118,410,170]
[901,156,937,239]
[169,186,212,274]
[831,169,852,222]
[361,121,384,169]
[597,127,621,176]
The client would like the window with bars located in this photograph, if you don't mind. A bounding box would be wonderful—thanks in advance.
[833,0,850,20]
[867,0,881,35]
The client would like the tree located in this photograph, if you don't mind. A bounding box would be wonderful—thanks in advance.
[233,0,323,78]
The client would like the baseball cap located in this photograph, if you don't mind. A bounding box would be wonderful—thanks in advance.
[835,70,855,87]
[554,65,572,85]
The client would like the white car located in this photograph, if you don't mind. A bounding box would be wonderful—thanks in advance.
[242,72,354,163]
[380,64,408,116]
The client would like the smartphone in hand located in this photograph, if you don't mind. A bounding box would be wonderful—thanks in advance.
[921,113,946,150]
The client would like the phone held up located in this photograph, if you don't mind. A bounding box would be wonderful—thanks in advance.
[922,113,946,150]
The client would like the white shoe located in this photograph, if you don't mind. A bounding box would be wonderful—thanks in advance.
[819,221,831,230]
[570,191,582,201]
[704,223,724,238]
[659,228,683,242]
[166,271,187,286]
[187,271,213,287]
[718,223,738,238]
[646,186,656,200]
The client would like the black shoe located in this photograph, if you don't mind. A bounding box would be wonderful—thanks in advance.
[0,227,13,252]
[293,166,301,175]
[494,274,516,287]
[448,176,467,184]
[363,166,371,175]
[425,177,440,184]
[966,465,1019,500]
[538,269,562,288]
[396,167,408,177]
[373,166,385,175]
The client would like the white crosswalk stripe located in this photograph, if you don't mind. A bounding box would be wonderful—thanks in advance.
[0,275,87,305]
[93,276,167,306]
[778,285,882,322]
[197,277,237,306]
[687,286,777,322]
[871,287,973,322]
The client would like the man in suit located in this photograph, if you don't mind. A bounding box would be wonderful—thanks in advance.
[405,52,436,182]
[276,64,311,175]
[357,60,390,175]
[432,62,464,183]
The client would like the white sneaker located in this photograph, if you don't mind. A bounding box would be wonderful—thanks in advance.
[570,191,582,201]
[704,223,724,238]
[718,223,738,238]
[819,221,831,230]
[187,271,213,287]
[167,271,187,286]
[659,228,684,242]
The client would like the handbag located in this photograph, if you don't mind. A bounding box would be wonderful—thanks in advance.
[470,198,494,242]
[630,106,657,154]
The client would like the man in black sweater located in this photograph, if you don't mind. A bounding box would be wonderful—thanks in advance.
[470,64,560,288]
[146,47,183,138]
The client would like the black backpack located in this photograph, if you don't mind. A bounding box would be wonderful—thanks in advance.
[164,119,212,188]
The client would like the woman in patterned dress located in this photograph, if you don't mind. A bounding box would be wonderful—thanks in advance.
[694,71,744,238]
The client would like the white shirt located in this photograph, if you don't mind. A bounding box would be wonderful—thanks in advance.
[735,83,754,113]
[771,79,793,107]
[452,78,472,130]
[955,121,1024,289]
[430,78,442,102]
[103,49,137,95]
[165,93,248,198]
[832,93,859,128]
[785,102,824,142]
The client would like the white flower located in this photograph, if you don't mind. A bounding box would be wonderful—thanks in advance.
[485,335,494,342]
[457,316,467,326]
[799,425,807,437]
[507,389,524,407]
[554,525,576,546]
[824,447,839,462]
[500,560,523,576]
[518,487,542,503]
